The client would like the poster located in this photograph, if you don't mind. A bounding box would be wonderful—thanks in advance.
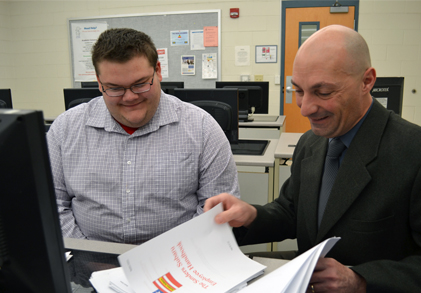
[190,30,205,50]
[181,55,195,75]
[71,22,108,81]
[157,48,169,78]
[255,45,277,63]
[202,53,217,79]
[171,30,189,46]
[203,26,218,47]
[235,46,250,66]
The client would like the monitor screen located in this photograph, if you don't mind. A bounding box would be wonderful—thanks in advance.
[63,88,102,110]
[216,81,269,114]
[0,109,72,292]
[370,77,404,116]
[161,81,184,96]
[173,88,239,144]
[0,89,12,109]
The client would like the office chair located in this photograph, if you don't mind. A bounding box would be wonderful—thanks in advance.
[68,98,94,110]
[190,100,232,132]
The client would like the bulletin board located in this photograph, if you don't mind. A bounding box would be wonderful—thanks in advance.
[68,10,221,89]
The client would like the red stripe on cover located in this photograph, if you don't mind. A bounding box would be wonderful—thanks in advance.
[165,272,182,288]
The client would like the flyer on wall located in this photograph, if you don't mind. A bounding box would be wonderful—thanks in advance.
[157,48,169,78]
[181,55,195,75]
[171,30,189,46]
[71,22,108,81]
[202,53,217,79]
[190,30,205,50]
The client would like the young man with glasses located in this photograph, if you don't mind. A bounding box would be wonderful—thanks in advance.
[47,28,239,245]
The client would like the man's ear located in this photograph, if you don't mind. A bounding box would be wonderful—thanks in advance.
[96,74,103,93]
[155,61,163,82]
[362,67,376,95]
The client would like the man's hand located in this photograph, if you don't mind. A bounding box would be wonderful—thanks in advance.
[307,258,366,293]
[204,193,257,227]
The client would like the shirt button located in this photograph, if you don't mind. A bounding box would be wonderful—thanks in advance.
[127,161,132,164]
[126,189,130,193]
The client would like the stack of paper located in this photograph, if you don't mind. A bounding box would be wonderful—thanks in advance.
[240,237,340,292]
[90,203,340,293]
[117,203,266,293]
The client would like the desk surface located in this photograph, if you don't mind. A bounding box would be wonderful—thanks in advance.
[274,133,303,159]
[239,115,285,128]
[233,138,278,167]
[64,237,136,255]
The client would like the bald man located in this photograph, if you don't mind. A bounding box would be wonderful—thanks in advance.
[205,25,421,292]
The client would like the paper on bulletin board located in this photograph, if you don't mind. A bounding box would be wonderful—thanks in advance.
[202,53,217,79]
[171,30,189,46]
[203,26,218,47]
[181,55,195,75]
[190,30,205,50]
[157,48,169,78]
[235,46,250,66]
[71,22,108,81]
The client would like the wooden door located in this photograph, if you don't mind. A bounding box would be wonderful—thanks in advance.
[283,6,355,133]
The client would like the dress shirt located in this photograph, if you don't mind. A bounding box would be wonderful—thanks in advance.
[334,98,374,164]
[47,91,240,244]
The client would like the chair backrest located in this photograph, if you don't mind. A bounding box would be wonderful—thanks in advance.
[63,88,102,110]
[68,98,95,109]
[0,89,12,109]
[190,100,232,131]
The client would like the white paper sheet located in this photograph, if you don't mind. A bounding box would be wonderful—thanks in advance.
[118,203,266,293]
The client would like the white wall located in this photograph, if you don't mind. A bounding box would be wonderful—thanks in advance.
[359,0,421,126]
[1,0,420,126]
[0,1,12,88]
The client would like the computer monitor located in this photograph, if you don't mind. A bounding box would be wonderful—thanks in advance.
[216,81,269,115]
[81,81,99,88]
[161,81,184,96]
[370,77,404,116]
[0,89,12,109]
[63,88,102,110]
[173,88,239,144]
[0,109,72,292]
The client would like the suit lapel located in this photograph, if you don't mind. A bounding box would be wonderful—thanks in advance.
[301,136,327,243]
[316,100,391,242]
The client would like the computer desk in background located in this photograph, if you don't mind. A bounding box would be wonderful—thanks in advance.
[272,132,304,253]
[274,132,304,195]
[233,138,278,254]
[239,115,285,140]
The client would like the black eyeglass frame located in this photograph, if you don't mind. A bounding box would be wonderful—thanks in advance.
[98,69,155,97]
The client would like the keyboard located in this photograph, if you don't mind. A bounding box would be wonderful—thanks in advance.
[230,139,269,156]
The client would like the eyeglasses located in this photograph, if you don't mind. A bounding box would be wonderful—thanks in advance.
[99,70,155,97]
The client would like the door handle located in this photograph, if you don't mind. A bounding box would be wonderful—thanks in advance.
[286,86,296,93]
[285,76,294,104]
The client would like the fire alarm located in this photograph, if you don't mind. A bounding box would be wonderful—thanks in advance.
[230,8,239,18]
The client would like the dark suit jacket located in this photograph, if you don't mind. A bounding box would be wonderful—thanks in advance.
[236,100,421,292]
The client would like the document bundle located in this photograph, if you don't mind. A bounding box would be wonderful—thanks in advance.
[90,203,340,293]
